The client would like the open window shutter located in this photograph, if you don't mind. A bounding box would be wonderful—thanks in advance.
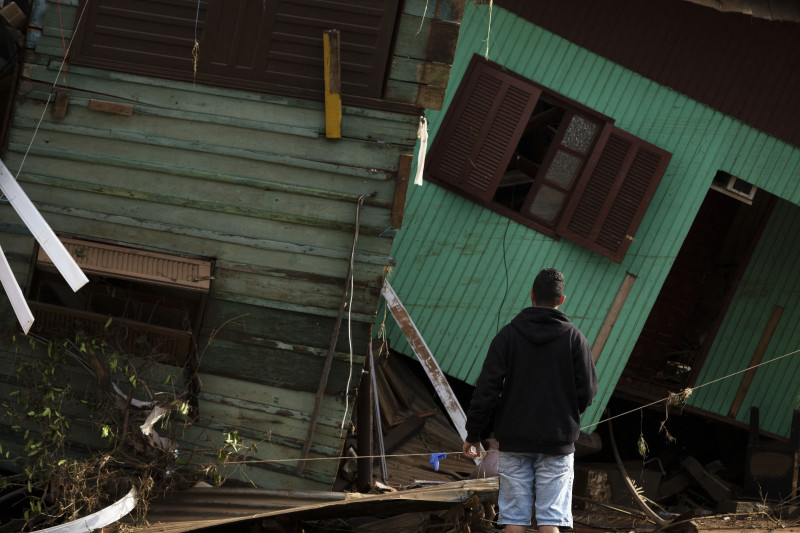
[556,124,671,263]
[426,57,540,202]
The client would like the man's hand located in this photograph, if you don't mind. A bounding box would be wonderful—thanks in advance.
[462,441,479,459]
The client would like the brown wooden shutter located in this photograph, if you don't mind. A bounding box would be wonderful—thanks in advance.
[71,0,399,100]
[556,124,671,263]
[71,0,208,75]
[426,56,541,202]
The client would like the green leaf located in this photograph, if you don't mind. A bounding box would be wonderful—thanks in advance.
[104,316,113,329]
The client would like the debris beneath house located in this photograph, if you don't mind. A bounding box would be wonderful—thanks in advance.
[335,344,477,492]
[137,478,499,533]
[109,361,800,533]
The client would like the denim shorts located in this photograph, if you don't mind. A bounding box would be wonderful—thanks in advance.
[497,452,574,527]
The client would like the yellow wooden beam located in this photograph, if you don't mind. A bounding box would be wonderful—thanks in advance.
[323,30,342,139]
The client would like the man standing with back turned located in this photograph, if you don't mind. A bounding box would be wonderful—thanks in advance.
[462,268,598,533]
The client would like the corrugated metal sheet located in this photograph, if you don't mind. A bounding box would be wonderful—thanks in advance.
[494,0,800,150]
[386,3,800,433]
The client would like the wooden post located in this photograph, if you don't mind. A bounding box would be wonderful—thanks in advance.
[728,305,784,418]
[391,154,414,228]
[356,341,374,490]
[299,197,364,470]
[323,30,341,139]
[591,272,636,363]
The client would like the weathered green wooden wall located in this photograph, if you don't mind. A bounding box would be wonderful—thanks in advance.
[386,3,800,436]
[0,0,451,490]
[689,199,800,435]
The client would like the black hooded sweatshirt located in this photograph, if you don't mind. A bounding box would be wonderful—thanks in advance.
[465,306,598,455]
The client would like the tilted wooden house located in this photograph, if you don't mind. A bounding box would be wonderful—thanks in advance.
[386,0,800,441]
[0,0,466,490]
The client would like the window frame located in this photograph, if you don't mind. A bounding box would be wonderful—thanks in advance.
[425,55,671,263]
[28,238,212,367]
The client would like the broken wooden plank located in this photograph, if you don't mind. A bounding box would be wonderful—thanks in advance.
[52,92,69,118]
[383,413,428,452]
[88,98,134,116]
[592,272,637,363]
[683,456,732,503]
[382,281,468,440]
[382,281,482,463]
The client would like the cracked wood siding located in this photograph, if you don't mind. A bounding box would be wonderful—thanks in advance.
[0,0,431,490]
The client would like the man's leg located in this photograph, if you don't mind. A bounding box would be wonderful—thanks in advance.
[538,525,559,533]
[532,453,574,531]
[497,453,535,531]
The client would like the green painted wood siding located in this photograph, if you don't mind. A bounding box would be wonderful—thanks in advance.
[0,0,437,490]
[386,3,800,435]
[689,199,800,436]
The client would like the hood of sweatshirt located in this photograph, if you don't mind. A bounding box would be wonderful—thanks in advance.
[510,306,573,345]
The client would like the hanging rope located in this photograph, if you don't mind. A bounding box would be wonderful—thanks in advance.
[192,0,201,82]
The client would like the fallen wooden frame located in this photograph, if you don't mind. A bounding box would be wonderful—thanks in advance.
[381,281,480,463]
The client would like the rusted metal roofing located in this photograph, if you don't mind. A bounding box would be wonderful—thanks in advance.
[494,0,800,149]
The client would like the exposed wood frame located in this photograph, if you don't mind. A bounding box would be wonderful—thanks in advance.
[592,272,637,363]
[728,305,784,418]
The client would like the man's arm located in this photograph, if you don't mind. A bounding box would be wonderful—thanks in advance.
[573,332,598,414]
[464,331,509,444]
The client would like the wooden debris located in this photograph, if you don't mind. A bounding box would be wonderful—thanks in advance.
[683,456,732,503]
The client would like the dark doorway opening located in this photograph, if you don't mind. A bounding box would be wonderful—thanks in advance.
[616,175,775,402]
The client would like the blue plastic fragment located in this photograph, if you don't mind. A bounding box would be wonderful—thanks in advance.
[429,452,447,471]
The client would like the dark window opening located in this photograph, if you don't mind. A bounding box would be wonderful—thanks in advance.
[27,239,212,369]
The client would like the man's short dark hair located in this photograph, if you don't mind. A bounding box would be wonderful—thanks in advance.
[532,268,565,307]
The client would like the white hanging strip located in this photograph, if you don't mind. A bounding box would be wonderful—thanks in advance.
[0,158,89,292]
[0,245,33,333]
[413,116,428,186]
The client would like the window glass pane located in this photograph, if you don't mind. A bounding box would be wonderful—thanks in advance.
[544,150,582,188]
[527,185,566,222]
[562,115,598,154]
